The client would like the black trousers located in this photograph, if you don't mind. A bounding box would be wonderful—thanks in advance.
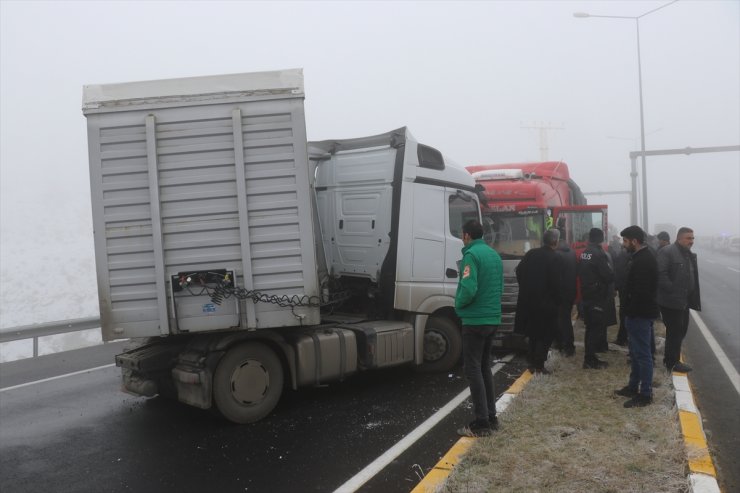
[583,303,606,360]
[557,302,575,351]
[462,326,497,422]
[661,305,690,368]
[528,332,554,370]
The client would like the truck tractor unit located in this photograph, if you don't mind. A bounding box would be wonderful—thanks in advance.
[466,161,607,348]
[82,69,481,423]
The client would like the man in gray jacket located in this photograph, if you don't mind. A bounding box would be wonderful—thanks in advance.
[657,227,701,373]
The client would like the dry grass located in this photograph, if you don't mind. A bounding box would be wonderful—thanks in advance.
[442,319,689,493]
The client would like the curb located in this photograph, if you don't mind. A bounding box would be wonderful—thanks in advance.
[410,369,533,493]
[673,369,721,493]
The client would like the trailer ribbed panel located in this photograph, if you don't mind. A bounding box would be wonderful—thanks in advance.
[97,125,156,317]
[85,70,319,340]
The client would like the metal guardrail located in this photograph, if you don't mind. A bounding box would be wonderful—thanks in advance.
[0,317,102,358]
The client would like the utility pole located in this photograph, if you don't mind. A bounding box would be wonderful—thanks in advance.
[521,121,564,161]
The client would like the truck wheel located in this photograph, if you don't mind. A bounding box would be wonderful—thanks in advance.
[419,316,462,373]
[213,342,284,424]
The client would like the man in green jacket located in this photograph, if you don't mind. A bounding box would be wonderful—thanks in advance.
[455,219,504,437]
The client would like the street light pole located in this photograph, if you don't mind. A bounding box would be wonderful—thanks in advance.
[574,1,677,231]
[635,18,649,231]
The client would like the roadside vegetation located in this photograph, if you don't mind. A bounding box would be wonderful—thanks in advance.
[442,320,689,493]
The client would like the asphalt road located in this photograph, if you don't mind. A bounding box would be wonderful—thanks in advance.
[0,344,525,493]
[691,248,740,370]
[683,248,740,493]
[1,249,735,492]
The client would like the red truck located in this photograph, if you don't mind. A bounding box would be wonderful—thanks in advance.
[466,161,608,348]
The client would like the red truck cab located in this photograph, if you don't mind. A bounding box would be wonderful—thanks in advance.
[467,161,608,347]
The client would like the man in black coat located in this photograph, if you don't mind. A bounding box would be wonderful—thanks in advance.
[578,228,614,369]
[615,225,659,408]
[657,227,701,373]
[514,228,562,374]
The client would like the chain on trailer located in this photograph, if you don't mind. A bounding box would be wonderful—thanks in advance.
[174,271,352,312]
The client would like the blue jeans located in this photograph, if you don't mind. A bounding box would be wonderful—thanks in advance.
[462,326,497,422]
[626,316,654,397]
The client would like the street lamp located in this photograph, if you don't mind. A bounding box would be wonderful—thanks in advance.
[574,1,677,231]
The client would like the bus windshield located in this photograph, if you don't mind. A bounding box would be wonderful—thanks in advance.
[485,211,544,259]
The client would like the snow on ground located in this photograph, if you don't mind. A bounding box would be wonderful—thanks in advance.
[0,203,100,363]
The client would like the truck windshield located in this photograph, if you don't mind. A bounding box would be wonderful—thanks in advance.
[485,212,544,259]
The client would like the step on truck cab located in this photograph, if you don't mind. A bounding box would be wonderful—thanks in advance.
[82,68,481,423]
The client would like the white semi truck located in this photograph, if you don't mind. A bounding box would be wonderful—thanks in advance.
[82,69,482,423]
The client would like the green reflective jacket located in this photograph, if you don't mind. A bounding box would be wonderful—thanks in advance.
[455,239,503,326]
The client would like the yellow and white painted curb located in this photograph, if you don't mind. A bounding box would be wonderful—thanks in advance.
[410,369,534,493]
[673,370,721,493]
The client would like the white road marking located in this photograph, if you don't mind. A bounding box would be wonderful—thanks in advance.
[727,267,740,273]
[333,353,515,493]
[0,364,115,392]
[691,310,740,395]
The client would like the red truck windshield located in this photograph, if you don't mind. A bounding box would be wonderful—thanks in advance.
[484,211,544,259]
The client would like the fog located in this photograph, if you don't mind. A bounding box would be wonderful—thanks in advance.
[1,0,738,327]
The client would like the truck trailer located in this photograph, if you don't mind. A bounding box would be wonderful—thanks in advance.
[82,69,481,423]
[466,161,607,347]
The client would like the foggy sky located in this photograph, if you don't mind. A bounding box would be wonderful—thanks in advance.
[1,0,739,275]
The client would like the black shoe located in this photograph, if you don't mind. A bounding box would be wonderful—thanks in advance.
[623,394,652,408]
[457,419,492,437]
[614,385,638,398]
[583,358,609,369]
[489,415,499,430]
[671,362,693,373]
[613,339,628,347]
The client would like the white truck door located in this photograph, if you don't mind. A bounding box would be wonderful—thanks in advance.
[410,184,446,282]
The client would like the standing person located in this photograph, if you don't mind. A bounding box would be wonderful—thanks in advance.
[556,235,577,357]
[514,228,562,374]
[612,243,630,346]
[615,225,659,408]
[657,231,671,250]
[455,220,504,437]
[657,227,701,373]
[578,228,614,369]
[608,235,622,263]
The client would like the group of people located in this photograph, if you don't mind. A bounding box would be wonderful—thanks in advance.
[453,219,700,437]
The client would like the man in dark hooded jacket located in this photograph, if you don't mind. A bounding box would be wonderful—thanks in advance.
[578,228,614,369]
[514,228,562,373]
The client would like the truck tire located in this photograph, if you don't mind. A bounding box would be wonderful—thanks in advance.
[213,342,284,424]
[419,316,462,373]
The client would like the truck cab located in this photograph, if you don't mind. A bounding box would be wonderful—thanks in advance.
[310,128,481,371]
